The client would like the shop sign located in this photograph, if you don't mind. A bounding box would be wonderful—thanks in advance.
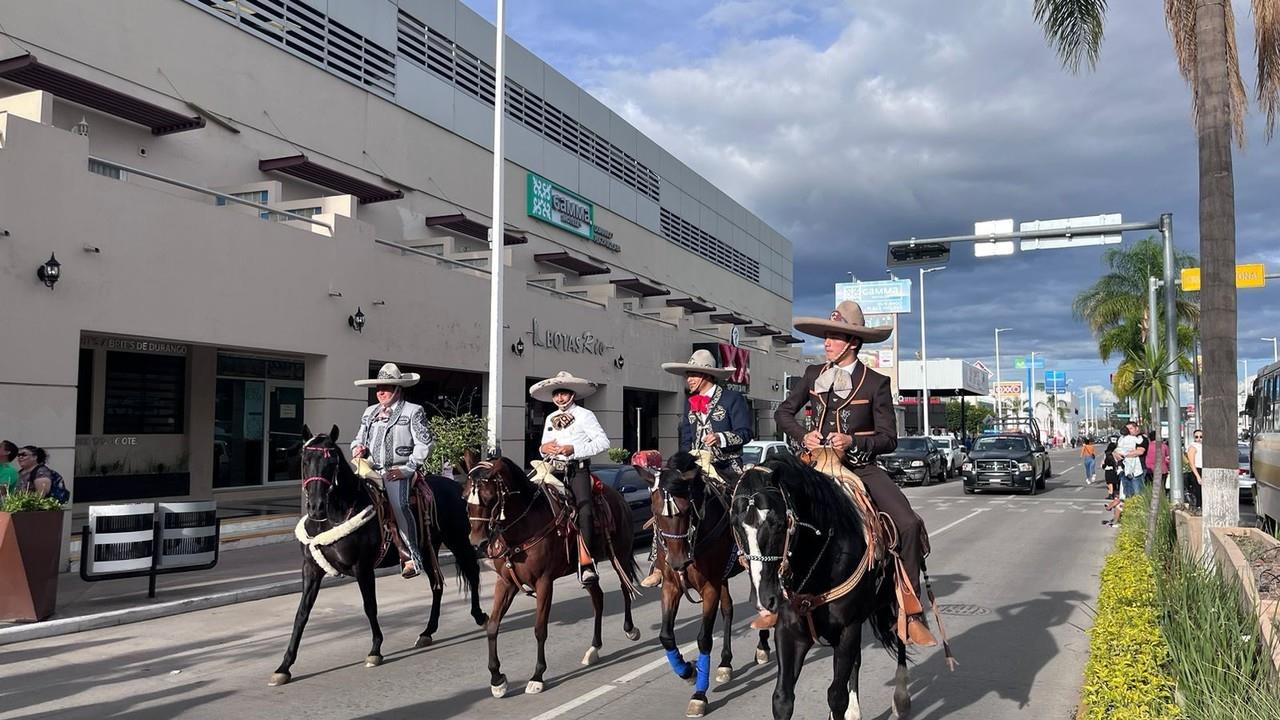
[529,318,606,355]
[81,333,187,355]
[526,172,620,252]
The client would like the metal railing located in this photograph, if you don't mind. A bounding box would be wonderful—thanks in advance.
[624,309,679,328]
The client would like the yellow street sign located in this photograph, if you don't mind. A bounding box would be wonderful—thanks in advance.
[1179,264,1266,292]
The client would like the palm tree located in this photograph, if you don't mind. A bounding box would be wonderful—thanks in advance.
[1074,236,1199,400]
[1125,346,1179,552]
[1033,1,1280,537]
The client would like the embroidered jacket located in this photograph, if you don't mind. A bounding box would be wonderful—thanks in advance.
[351,400,433,473]
[678,383,753,459]
[775,360,897,464]
[540,404,610,460]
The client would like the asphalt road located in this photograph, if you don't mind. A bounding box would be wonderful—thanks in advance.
[0,448,1113,720]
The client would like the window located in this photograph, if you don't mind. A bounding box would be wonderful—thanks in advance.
[103,352,187,434]
[76,348,94,435]
[216,190,271,220]
[88,158,125,180]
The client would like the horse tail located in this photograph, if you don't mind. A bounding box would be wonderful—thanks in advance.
[427,475,484,601]
[870,566,903,656]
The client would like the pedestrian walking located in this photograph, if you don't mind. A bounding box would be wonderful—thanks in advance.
[1145,431,1169,492]
[1080,437,1096,484]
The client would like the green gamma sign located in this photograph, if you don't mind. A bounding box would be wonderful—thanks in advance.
[526,172,620,252]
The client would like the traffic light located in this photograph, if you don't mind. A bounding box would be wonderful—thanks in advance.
[887,242,950,268]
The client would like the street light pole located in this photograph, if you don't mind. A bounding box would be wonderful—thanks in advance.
[1263,337,1278,364]
[485,0,507,454]
[995,328,1011,420]
[920,266,944,434]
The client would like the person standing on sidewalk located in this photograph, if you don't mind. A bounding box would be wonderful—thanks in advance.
[1185,429,1204,508]
[1145,430,1170,492]
[1080,437,1096,484]
[1104,422,1147,527]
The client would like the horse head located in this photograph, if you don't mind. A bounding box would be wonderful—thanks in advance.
[652,451,709,573]
[300,424,347,522]
[462,454,528,549]
[731,461,793,615]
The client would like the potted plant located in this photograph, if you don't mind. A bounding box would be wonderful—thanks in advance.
[0,491,65,621]
[607,448,632,464]
[425,412,488,476]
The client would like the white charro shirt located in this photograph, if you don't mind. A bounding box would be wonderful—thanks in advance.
[540,403,610,461]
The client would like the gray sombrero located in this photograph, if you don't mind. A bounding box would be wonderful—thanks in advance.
[793,300,892,343]
[354,362,421,388]
[529,371,599,402]
[661,348,735,379]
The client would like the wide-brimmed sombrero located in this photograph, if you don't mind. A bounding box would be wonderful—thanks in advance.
[354,362,421,388]
[661,348,735,379]
[793,300,892,343]
[529,371,599,402]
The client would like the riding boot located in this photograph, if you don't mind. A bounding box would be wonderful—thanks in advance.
[386,476,429,585]
[640,528,663,587]
[569,462,597,584]
[750,610,778,630]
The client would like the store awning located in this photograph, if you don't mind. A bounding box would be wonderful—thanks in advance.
[745,324,782,336]
[666,297,716,313]
[0,53,205,135]
[709,312,751,325]
[425,213,528,245]
[534,252,610,276]
[772,334,804,345]
[260,154,403,204]
[610,277,669,297]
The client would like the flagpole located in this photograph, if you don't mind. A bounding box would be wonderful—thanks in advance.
[486,0,507,454]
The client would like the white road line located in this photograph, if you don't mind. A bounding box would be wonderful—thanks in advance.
[613,642,698,684]
[529,641,699,720]
[929,508,989,536]
[1044,509,1066,514]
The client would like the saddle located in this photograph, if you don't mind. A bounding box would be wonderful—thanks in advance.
[351,459,439,570]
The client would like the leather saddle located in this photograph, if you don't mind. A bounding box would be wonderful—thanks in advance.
[351,459,437,565]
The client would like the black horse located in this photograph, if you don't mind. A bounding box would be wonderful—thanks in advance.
[730,454,909,720]
[651,452,770,718]
[268,425,487,686]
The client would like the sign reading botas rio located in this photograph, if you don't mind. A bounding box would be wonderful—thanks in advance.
[529,318,607,355]
[526,172,620,252]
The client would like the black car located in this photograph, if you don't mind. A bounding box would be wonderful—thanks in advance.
[877,436,948,486]
[962,434,1046,494]
[590,464,652,542]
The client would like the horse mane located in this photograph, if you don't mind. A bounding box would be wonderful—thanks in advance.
[498,455,534,492]
[659,451,704,498]
[766,454,864,539]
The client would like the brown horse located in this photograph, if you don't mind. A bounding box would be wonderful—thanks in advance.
[651,452,771,718]
[463,454,641,697]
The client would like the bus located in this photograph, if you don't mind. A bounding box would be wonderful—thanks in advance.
[1245,361,1280,525]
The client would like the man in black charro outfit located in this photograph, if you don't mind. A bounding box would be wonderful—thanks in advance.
[770,300,936,647]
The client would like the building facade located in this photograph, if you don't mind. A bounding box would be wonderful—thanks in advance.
[0,0,805,517]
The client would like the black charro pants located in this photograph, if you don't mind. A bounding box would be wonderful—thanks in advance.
[858,465,924,600]
[568,460,594,561]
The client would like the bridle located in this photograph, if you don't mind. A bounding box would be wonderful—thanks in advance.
[731,469,823,591]
[301,442,340,522]
[465,461,564,565]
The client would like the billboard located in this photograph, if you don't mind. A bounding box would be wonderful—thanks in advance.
[993,381,1024,397]
[834,279,913,315]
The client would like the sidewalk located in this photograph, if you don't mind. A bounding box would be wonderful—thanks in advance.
[0,532,446,646]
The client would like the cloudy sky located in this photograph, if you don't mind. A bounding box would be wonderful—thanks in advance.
[465,0,1279,400]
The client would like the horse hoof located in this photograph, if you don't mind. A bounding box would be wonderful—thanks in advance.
[475,612,489,627]
[365,655,383,668]
[624,627,641,642]
[526,680,544,694]
[686,699,707,718]
[715,666,732,684]
[414,635,433,649]
[581,646,600,666]
[755,648,770,665]
[490,681,508,698]
[267,672,291,687]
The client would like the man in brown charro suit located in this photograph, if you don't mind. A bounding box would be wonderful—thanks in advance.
[769,300,937,647]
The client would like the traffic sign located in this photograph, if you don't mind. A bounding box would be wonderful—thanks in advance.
[1013,356,1045,369]
[973,219,1015,257]
[1044,370,1067,393]
[1179,264,1266,291]
[1115,413,1131,419]
[1019,214,1123,250]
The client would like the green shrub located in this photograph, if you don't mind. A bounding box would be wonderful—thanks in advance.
[2,492,65,513]
[607,448,632,464]
[425,412,487,474]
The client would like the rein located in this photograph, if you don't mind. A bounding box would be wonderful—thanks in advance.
[469,464,569,565]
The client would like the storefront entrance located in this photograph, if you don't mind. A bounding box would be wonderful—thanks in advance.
[213,355,305,488]
[623,388,661,454]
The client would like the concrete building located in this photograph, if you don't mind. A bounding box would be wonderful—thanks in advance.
[0,0,805,523]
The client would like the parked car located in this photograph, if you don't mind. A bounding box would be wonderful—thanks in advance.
[877,436,947,486]
[1239,443,1257,504]
[590,464,652,542]
[932,436,965,477]
[962,433,1046,494]
[742,440,793,466]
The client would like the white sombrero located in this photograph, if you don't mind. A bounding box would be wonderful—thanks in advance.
[661,348,735,380]
[529,371,599,402]
[793,300,892,343]
[354,362,421,388]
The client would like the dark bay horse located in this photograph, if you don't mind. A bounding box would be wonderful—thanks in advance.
[268,425,487,686]
[730,455,909,720]
[651,452,771,718]
[463,455,640,697]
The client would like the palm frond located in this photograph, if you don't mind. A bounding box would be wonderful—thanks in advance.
[1034,0,1109,72]
[1257,0,1280,140]
[1166,0,1247,146]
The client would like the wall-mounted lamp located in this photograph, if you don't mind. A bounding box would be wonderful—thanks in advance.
[348,306,366,333]
[371,300,387,307]
[771,381,781,392]
[36,253,61,289]
[72,117,89,137]
[328,286,343,298]
[613,355,625,369]
[511,338,525,356]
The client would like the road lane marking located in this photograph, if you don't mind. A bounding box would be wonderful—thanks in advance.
[930,509,989,536]
[613,642,698,684]
[529,642,699,720]
[1045,509,1066,513]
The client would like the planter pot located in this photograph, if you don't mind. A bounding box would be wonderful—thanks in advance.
[0,510,63,622]
[1173,507,1204,559]
[1209,527,1280,673]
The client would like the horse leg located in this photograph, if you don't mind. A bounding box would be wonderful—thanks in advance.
[269,559,324,686]
[659,578,693,683]
[442,518,489,626]
[356,561,385,667]
[892,638,911,719]
[756,629,772,665]
[686,583,719,718]
[827,624,862,720]
[583,578,604,665]
[527,575,554,694]
[715,583,734,684]
[416,539,444,649]
[772,618,814,720]
[486,574,519,698]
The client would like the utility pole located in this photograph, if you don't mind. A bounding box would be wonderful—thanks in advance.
[484,0,508,454]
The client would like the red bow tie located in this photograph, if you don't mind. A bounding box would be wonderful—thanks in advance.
[689,395,710,414]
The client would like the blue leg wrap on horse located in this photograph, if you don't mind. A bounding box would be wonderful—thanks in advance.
[666,648,691,677]
[695,653,711,693]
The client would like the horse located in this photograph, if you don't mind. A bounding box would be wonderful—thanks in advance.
[268,425,488,686]
[462,454,641,697]
[651,451,771,718]
[729,454,909,720]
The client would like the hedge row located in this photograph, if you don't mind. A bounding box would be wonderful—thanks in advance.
[1080,509,1182,719]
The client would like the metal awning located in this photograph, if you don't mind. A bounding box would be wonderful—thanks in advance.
[745,324,782,336]
[772,334,804,345]
[534,252,610,276]
[0,54,205,135]
[709,312,751,325]
[259,154,403,204]
[610,277,669,297]
[425,213,527,245]
[666,297,716,313]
